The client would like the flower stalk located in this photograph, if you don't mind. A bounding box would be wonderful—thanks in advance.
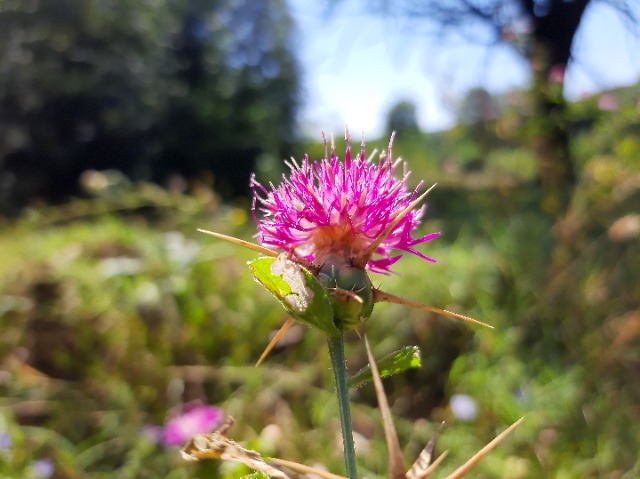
[327,333,358,479]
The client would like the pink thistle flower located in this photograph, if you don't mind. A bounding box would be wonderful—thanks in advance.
[163,404,223,446]
[251,131,439,274]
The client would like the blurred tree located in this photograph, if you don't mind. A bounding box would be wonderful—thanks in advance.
[355,0,639,214]
[0,0,299,212]
[385,99,420,136]
[0,0,176,210]
[457,88,498,126]
[456,88,499,162]
[159,0,299,198]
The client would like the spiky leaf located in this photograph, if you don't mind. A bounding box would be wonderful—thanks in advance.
[348,346,421,389]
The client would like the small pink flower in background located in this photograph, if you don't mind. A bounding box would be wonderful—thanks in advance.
[598,93,618,111]
[251,131,439,274]
[548,64,565,84]
[163,404,223,446]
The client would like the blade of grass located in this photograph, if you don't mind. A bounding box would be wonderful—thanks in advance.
[269,458,348,479]
[363,336,405,479]
[410,450,449,479]
[443,417,524,479]
[406,422,444,479]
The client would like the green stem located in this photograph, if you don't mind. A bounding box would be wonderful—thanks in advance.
[327,334,358,479]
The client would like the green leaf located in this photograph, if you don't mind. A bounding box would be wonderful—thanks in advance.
[348,346,422,389]
[248,255,338,335]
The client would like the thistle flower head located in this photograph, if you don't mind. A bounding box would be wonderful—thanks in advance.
[251,131,439,275]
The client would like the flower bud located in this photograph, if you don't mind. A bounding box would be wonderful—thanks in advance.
[317,253,374,331]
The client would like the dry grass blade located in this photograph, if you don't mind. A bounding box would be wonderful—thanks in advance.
[443,417,524,479]
[406,422,444,479]
[270,458,349,479]
[197,229,278,257]
[356,184,437,268]
[410,450,449,479]
[255,317,296,366]
[373,290,493,329]
[181,421,290,479]
[364,335,406,479]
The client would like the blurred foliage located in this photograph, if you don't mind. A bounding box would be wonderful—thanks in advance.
[385,100,420,138]
[0,0,299,213]
[1,84,640,478]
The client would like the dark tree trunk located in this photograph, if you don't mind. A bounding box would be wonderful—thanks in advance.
[523,0,591,214]
[529,44,575,214]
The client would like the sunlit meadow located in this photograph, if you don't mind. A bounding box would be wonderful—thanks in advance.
[1,92,640,477]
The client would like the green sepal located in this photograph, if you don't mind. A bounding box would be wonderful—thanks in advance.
[317,253,374,332]
[348,346,422,389]
[248,255,339,335]
[240,473,270,479]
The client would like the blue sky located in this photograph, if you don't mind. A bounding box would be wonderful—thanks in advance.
[288,0,640,137]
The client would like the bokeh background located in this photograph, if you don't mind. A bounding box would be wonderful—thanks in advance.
[1,1,639,478]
